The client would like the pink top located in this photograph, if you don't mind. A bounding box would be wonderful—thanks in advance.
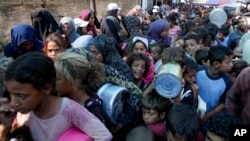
[147,122,165,141]
[168,25,181,40]
[142,52,155,85]
[13,98,112,141]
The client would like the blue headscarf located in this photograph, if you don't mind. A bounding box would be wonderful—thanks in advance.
[60,17,80,43]
[146,19,171,46]
[4,24,43,59]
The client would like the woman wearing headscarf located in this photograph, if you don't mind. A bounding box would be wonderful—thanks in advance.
[100,3,128,56]
[123,16,143,40]
[4,24,43,59]
[146,19,171,47]
[30,8,60,41]
[65,47,142,138]
[79,9,100,37]
[59,17,80,43]
[88,34,134,82]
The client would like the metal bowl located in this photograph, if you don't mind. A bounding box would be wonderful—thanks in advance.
[97,83,129,124]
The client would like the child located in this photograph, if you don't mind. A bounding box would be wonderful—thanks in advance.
[131,36,155,85]
[216,27,230,47]
[182,57,199,107]
[126,126,154,141]
[194,47,210,67]
[43,32,67,61]
[196,45,233,126]
[184,33,202,58]
[79,9,100,37]
[126,53,151,90]
[228,59,248,83]
[173,37,184,48]
[166,103,200,141]
[54,52,106,123]
[142,90,171,141]
[150,42,165,74]
[0,52,112,141]
[206,110,242,141]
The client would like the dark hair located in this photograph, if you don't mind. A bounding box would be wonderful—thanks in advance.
[193,27,208,44]
[166,103,199,141]
[185,21,196,32]
[162,47,186,67]
[229,59,249,77]
[194,47,210,65]
[194,10,202,18]
[204,23,218,40]
[7,126,33,141]
[207,110,242,140]
[142,90,171,115]
[218,27,229,37]
[126,126,154,141]
[5,52,56,93]
[184,33,200,44]
[209,45,233,65]
[126,53,150,77]
[150,42,165,54]
[184,57,198,74]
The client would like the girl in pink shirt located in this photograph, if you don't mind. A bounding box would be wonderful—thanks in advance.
[0,52,112,141]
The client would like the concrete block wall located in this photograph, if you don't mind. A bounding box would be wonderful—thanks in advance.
[0,0,139,44]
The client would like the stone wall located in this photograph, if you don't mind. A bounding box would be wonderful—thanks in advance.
[0,0,139,44]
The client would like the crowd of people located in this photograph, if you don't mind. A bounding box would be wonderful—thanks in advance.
[0,1,250,141]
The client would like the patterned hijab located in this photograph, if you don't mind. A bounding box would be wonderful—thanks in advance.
[90,35,133,82]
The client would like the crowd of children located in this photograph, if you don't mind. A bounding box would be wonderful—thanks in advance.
[0,1,250,141]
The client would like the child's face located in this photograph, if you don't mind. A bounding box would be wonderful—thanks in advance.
[131,60,146,79]
[56,71,73,97]
[142,108,161,125]
[150,47,161,61]
[174,39,184,48]
[134,42,147,54]
[185,39,199,55]
[81,27,87,34]
[205,131,224,141]
[183,69,197,85]
[88,13,95,25]
[6,80,48,114]
[216,55,233,73]
[46,41,64,61]
[216,32,224,40]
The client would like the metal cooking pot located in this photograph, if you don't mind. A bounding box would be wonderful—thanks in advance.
[97,83,129,124]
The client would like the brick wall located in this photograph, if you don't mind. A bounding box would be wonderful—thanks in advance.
[0,0,139,45]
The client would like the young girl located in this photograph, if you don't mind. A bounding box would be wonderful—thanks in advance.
[79,9,100,37]
[0,52,112,141]
[131,36,155,85]
[43,32,67,61]
[126,53,150,90]
[54,52,106,123]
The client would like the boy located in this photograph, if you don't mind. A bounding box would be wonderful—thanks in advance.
[216,27,230,47]
[166,103,200,141]
[194,47,210,67]
[206,110,242,141]
[196,45,233,126]
[182,57,199,107]
[184,33,202,58]
[142,90,171,141]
